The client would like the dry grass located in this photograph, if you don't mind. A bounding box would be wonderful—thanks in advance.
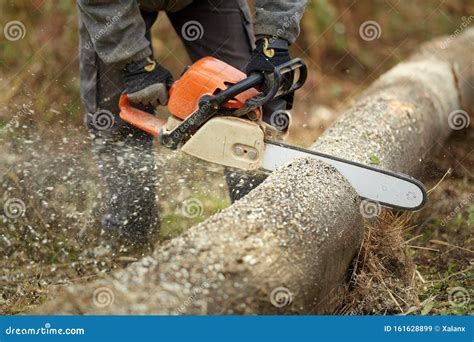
[339,128,473,315]
[338,210,420,315]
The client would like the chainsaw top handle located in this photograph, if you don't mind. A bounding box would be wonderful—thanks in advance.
[119,58,307,146]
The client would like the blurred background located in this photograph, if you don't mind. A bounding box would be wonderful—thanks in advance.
[0,0,472,315]
[1,0,472,131]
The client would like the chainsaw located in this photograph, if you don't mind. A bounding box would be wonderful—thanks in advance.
[119,57,426,210]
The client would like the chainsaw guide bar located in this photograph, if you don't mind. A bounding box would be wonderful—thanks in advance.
[261,141,426,210]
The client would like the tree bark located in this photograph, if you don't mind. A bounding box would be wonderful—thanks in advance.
[37,29,473,315]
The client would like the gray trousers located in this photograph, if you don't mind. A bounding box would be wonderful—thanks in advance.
[79,0,266,243]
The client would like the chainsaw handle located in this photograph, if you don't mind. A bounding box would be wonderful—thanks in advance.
[235,58,307,115]
[118,94,167,138]
[212,72,263,105]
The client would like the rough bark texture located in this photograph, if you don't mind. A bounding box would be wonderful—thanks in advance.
[37,29,473,314]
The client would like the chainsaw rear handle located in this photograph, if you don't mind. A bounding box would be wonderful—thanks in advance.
[235,58,307,115]
[231,58,307,103]
[119,94,167,138]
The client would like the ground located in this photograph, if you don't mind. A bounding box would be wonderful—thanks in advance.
[339,127,473,315]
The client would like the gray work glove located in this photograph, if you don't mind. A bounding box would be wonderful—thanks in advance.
[123,57,173,107]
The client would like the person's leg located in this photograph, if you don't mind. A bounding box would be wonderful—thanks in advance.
[79,11,160,247]
[167,0,254,67]
[167,0,267,202]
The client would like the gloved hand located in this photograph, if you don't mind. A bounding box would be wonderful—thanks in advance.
[246,37,293,135]
[246,37,291,75]
[123,57,173,107]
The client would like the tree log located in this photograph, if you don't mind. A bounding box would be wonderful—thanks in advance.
[37,29,473,314]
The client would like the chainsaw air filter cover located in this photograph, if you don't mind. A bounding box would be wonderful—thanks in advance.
[167,57,260,120]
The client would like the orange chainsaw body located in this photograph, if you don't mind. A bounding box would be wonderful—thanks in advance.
[168,57,260,120]
[119,57,261,137]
